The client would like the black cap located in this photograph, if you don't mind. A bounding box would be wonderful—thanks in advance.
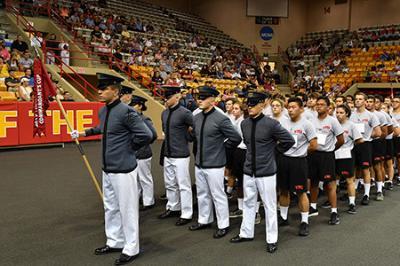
[246,92,267,107]
[198,86,219,99]
[130,95,148,111]
[96,73,124,90]
[120,85,134,95]
[162,85,181,99]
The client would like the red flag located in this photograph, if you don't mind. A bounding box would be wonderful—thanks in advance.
[33,58,57,137]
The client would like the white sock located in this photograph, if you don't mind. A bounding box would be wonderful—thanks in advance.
[280,206,289,220]
[331,207,337,213]
[336,180,340,186]
[238,198,243,210]
[376,181,383,193]
[310,203,317,209]
[355,178,360,188]
[256,201,260,213]
[349,196,356,205]
[301,212,309,224]
[360,179,365,185]
[364,183,371,196]
[319,181,324,191]
[226,186,233,193]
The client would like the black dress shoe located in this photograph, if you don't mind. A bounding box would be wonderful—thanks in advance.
[266,243,278,253]
[140,204,155,211]
[158,210,180,219]
[189,223,212,231]
[94,245,122,255]
[114,253,139,265]
[213,227,229,239]
[230,235,254,243]
[175,218,192,226]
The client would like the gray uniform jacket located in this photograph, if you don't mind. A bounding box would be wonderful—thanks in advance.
[85,99,153,173]
[162,104,193,158]
[136,113,158,160]
[193,107,241,168]
[241,113,295,177]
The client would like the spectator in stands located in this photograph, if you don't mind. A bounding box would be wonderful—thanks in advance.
[0,57,9,78]
[0,42,10,62]
[19,51,34,69]
[5,68,20,92]
[60,42,70,66]
[11,35,28,54]
[18,78,33,101]
[91,26,102,42]
[45,33,58,65]
[22,68,34,87]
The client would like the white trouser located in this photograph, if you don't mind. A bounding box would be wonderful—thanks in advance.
[103,169,139,256]
[195,167,229,229]
[137,157,155,206]
[240,174,278,244]
[163,157,193,219]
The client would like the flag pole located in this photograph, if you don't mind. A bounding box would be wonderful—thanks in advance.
[54,95,103,200]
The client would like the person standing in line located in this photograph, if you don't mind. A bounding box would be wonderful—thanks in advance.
[71,73,153,265]
[230,92,295,253]
[159,85,194,226]
[189,86,241,239]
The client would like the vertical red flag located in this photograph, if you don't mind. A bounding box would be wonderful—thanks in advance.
[33,58,57,137]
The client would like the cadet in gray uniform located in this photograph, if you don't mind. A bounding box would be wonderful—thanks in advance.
[277,97,317,237]
[159,86,194,226]
[189,86,241,239]
[129,95,158,210]
[230,92,295,254]
[119,85,134,105]
[71,73,153,265]
[308,96,344,225]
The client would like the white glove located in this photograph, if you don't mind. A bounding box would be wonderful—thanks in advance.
[70,130,80,139]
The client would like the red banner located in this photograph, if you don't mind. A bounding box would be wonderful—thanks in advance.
[0,102,103,147]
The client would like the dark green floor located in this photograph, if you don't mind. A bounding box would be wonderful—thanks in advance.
[1,141,400,266]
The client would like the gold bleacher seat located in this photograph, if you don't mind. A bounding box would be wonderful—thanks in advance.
[0,91,17,101]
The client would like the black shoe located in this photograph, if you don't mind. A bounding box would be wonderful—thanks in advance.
[278,216,289,227]
[189,223,212,231]
[230,235,254,243]
[329,212,340,225]
[321,200,331,209]
[213,227,229,239]
[140,204,155,211]
[309,207,319,217]
[266,243,278,253]
[347,204,357,214]
[388,182,394,191]
[175,218,192,226]
[94,245,122,255]
[114,253,139,265]
[376,192,384,201]
[158,210,180,219]
[159,194,167,200]
[298,222,309,237]
[361,195,369,205]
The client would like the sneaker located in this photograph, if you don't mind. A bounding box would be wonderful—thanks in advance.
[278,216,289,227]
[298,222,309,236]
[347,204,357,214]
[329,212,340,225]
[386,182,394,191]
[396,177,400,186]
[361,195,369,205]
[309,207,319,217]
[321,200,331,209]
[226,192,233,199]
[229,209,243,218]
[255,213,262,225]
[376,192,384,201]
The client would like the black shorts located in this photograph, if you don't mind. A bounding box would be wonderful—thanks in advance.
[353,142,372,169]
[308,151,336,185]
[372,139,385,163]
[277,154,308,193]
[393,138,400,157]
[225,147,235,169]
[335,158,355,178]
[231,148,246,188]
[385,139,394,160]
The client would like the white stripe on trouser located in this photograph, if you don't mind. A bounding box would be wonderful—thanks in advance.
[103,169,139,256]
[137,157,155,206]
[195,167,229,229]
[240,174,278,244]
[163,157,193,219]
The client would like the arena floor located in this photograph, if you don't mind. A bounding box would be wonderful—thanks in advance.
[1,141,400,266]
